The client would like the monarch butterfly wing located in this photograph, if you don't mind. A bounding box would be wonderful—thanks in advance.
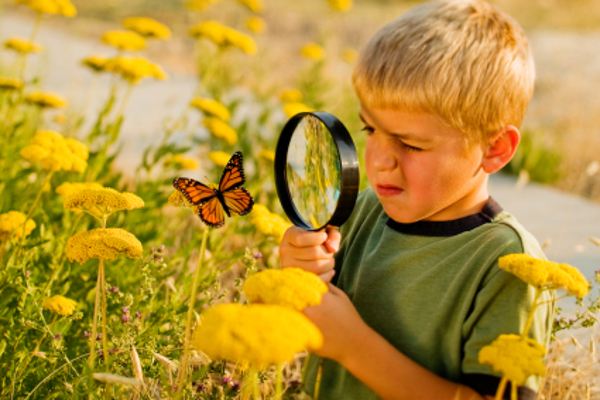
[173,177,215,205]
[222,188,254,216]
[197,196,226,228]
[218,152,246,192]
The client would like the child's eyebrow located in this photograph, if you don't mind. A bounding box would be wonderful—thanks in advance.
[358,112,432,143]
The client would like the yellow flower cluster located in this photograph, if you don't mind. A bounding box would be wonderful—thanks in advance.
[284,102,313,118]
[104,56,168,84]
[280,89,303,103]
[0,211,36,241]
[20,131,88,172]
[168,190,201,215]
[191,98,230,121]
[203,117,238,145]
[189,21,257,54]
[66,228,143,264]
[244,268,328,311]
[123,17,171,39]
[498,254,589,298]
[250,204,291,240]
[163,154,199,170]
[101,31,146,51]
[208,151,231,167]
[186,0,219,11]
[14,0,76,17]
[4,37,43,54]
[327,0,352,12]
[259,149,275,162]
[194,304,322,367]
[63,187,144,220]
[81,55,108,73]
[55,182,104,200]
[236,0,264,13]
[42,295,77,316]
[342,48,358,64]
[246,16,266,33]
[300,43,325,61]
[478,334,546,385]
[24,91,67,108]
[0,77,23,91]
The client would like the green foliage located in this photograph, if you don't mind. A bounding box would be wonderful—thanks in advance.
[503,129,562,184]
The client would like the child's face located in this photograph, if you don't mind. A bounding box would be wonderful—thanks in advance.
[360,102,489,223]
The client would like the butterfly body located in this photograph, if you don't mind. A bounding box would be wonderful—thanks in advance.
[173,152,253,228]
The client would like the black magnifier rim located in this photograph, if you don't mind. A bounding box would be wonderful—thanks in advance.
[275,111,359,231]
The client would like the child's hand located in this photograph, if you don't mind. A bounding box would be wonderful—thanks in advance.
[303,284,368,364]
[279,226,341,282]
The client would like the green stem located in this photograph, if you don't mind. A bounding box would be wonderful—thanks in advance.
[18,13,43,81]
[314,362,323,400]
[0,240,6,269]
[274,364,283,400]
[89,260,102,370]
[176,227,210,396]
[520,288,542,338]
[100,260,109,369]
[511,380,517,400]
[494,377,508,400]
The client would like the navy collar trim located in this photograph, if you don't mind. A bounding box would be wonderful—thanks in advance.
[386,197,503,237]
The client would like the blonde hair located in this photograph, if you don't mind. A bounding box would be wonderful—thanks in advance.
[352,0,534,145]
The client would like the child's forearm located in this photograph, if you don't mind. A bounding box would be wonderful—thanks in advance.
[339,323,488,400]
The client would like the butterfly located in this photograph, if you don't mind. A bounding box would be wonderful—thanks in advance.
[173,151,254,228]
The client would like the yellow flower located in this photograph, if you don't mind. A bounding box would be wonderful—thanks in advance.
[478,334,546,385]
[189,21,257,54]
[42,295,77,316]
[203,117,238,145]
[244,268,328,311]
[104,56,168,84]
[101,31,146,51]
[0,211,36,241]
[168,190,201,214]
[284,102,313,118]
[327,0,352,12]
[0,76,23,91]
[342,48,358,64]
[194,304,322,368]
[245,16,266,33]
[186,0,219,11]
[20,131,88,172]
[208,151,231,168]
[236,0,264,13]
[259,149,275,162]
[55,182,104,200]
[250,204,291,240]
[64,187,144,220]
[300,43,324,61]
[164,154,199,170]
[24,92,67,108]
[498,254,589,297]
[66,228,143,264]
[123,17,171,39]
[4,37,43,54]
[280,89,303,103]
[14,0,76,17]
[81,55,109,73]
[191,98,230,121]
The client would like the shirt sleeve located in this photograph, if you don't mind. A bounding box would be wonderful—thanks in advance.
[460,255,555,396]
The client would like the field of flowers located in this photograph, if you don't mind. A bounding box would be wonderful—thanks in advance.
[1,0,600,399]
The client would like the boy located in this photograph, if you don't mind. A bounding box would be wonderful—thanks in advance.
[279,1,554,399]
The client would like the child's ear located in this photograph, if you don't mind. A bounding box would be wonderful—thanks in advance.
[481,125,520,174]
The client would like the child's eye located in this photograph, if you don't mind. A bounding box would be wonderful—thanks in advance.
[400,141,423,152]
[360,125,375,134]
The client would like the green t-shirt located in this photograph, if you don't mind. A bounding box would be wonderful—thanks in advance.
[303,188,554,400]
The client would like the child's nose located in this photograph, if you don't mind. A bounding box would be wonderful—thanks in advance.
[372,139,398,171]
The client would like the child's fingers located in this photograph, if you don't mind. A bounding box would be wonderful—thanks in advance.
[282,242,334,261]
[284,258,335,276]
[319,270,336,283]
[323,226,341,253]
[283,226,328,248]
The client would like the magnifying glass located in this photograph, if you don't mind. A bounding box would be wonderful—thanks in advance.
[274,112,360,231]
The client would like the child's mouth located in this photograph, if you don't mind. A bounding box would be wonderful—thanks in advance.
[376,184,403,196]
